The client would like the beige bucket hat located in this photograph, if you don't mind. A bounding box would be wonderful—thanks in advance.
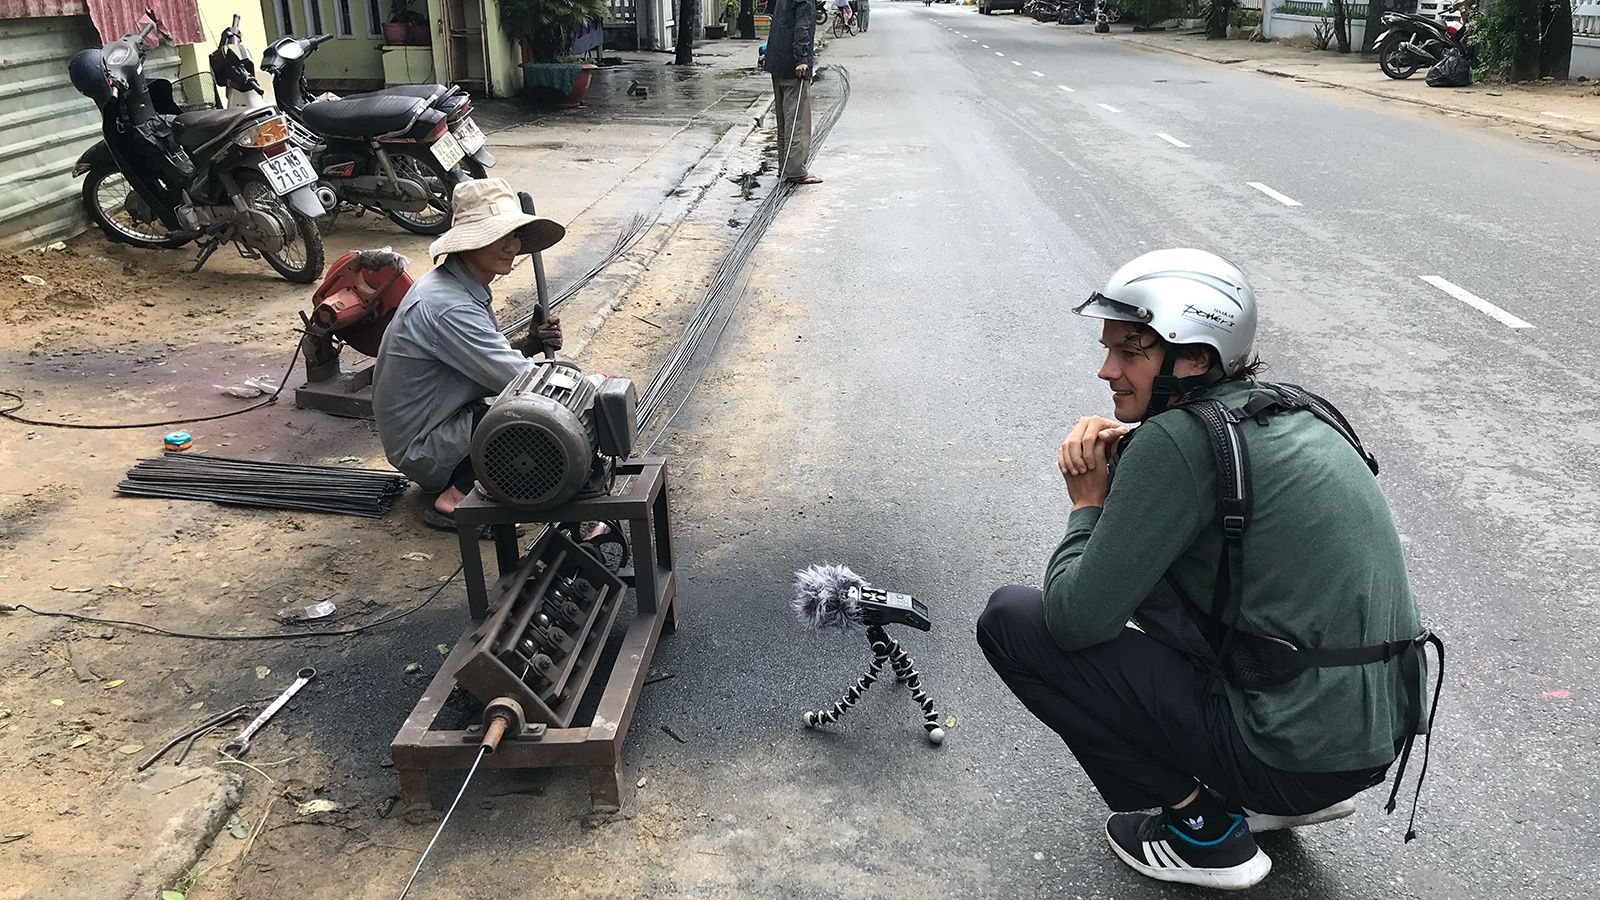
[427,178,566,260]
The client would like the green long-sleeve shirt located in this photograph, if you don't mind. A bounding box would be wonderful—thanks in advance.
[1043,380,1422,773]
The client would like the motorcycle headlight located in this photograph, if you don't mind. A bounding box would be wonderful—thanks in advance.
[234,115,291,148]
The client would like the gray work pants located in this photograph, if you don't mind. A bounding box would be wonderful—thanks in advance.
[857,0,870,30]
[771,76,813,181]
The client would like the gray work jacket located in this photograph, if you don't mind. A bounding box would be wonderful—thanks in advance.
[372,256,532,492]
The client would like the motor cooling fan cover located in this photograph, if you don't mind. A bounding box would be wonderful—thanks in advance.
[471,387,594,510]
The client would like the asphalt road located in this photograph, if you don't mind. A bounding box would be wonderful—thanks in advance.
[410,9,1598,898]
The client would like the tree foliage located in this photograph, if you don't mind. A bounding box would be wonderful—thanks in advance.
[1470,0,1572,81]
[1122,0,1189,26]
[499,0,610,63]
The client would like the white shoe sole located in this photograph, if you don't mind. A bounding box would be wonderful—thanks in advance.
[1245,798,1357,833]
[1106,830,1272,890]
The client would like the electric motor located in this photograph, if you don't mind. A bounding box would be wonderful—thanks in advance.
[470,361,636,510]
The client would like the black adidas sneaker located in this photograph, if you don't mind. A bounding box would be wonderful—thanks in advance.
[1105,809,1272,890]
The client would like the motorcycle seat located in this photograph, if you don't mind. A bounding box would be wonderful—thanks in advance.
[174,107,259,151]
[299,95,427,139]
[367,84,449,103]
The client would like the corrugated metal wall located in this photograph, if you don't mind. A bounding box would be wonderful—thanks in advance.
[83,0,205,44]
[0,15,178,250]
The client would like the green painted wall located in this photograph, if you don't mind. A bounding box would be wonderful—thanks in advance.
[258,0,388,87]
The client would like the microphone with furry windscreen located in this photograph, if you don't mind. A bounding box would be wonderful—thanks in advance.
[792,564,946,745]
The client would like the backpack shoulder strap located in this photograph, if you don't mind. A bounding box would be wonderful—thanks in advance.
[1269,382,1380,476]
[1173,399,1250,665]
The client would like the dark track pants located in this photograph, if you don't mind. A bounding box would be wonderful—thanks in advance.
[976,585,1386,814]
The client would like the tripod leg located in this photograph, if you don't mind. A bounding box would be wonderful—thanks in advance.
[883,636,946,745]
[803,639,890,730]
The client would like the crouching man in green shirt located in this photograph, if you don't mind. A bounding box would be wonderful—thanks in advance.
[976,249,1435,890]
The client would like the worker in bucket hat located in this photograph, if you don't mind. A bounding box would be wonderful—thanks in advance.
[372,178,568,530]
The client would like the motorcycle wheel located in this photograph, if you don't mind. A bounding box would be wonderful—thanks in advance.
[816,7,827,23]
[382,148,455,236]
[82,166,189,250]
[1379,33,1420,79]
[237,175,324,284]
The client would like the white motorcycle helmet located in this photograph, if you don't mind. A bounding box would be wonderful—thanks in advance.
[1074,248,1258,416]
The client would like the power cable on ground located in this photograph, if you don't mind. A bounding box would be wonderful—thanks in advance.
[1,336,305,431]
[0,565,464,641]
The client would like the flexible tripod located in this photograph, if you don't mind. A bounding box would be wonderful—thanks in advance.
[803,625,945,744]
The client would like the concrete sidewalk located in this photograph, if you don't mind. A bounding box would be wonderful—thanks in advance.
[0,39,777,900]
[1082,25,1600,143]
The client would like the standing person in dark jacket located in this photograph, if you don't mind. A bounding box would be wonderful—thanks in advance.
[762,0,823,185]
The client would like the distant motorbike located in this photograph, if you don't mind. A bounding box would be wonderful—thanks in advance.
[69,12,326,282]
[1376,3,1473,80]
[1056,0,1088,23]
[1026,0,1062,22]
[260,32,493,235]
[1092,0,1121,31]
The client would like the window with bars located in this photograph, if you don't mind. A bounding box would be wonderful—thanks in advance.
[335,0,355,36]
[365,0,383,36]
[275,0,295,35]
[303,0,325,35]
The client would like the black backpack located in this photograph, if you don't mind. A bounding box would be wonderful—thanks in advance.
[1126,382,1443,841]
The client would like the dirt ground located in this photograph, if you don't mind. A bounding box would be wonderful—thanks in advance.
[0,123,769,897]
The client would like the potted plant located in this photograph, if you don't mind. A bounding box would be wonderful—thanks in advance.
[387,0,431,46]
[502,0,609,106]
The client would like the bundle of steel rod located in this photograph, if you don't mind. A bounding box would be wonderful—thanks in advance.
[117,453,408,517]
[637,68,853,439]
[500,212,657,338]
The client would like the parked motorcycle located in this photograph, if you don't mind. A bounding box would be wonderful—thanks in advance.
[1376,3,1473,80]
[1025,0,1062,23]
[259,32,493,235]
[69,13,326,282]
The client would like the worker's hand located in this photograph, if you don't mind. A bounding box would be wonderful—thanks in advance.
[1057,416,1128,510]
[518,316,562,357]
[794,63,809,79]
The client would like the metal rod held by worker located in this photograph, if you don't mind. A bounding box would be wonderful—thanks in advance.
[518,191,555,360]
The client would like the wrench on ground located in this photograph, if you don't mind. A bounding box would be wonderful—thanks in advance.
[220,667,315,757]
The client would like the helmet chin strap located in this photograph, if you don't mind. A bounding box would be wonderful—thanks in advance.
[1143,352,1225,419]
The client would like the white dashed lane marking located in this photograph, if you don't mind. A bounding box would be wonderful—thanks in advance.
[1246,182,1301,206]
[1420,276,1534,329]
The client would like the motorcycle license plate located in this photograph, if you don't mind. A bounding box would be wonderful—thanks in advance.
[453,117,486,155]
[260,149,317,196]
[431,132,466,171]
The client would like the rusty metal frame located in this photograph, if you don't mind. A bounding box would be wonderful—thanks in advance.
[389,458,678,811]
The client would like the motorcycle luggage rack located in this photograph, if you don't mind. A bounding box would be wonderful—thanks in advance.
[167,72,220,111]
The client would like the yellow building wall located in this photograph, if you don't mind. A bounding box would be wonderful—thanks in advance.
[179,0,275,100]
[256,0,389,87]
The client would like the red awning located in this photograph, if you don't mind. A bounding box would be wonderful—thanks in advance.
[83,0,205,45]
